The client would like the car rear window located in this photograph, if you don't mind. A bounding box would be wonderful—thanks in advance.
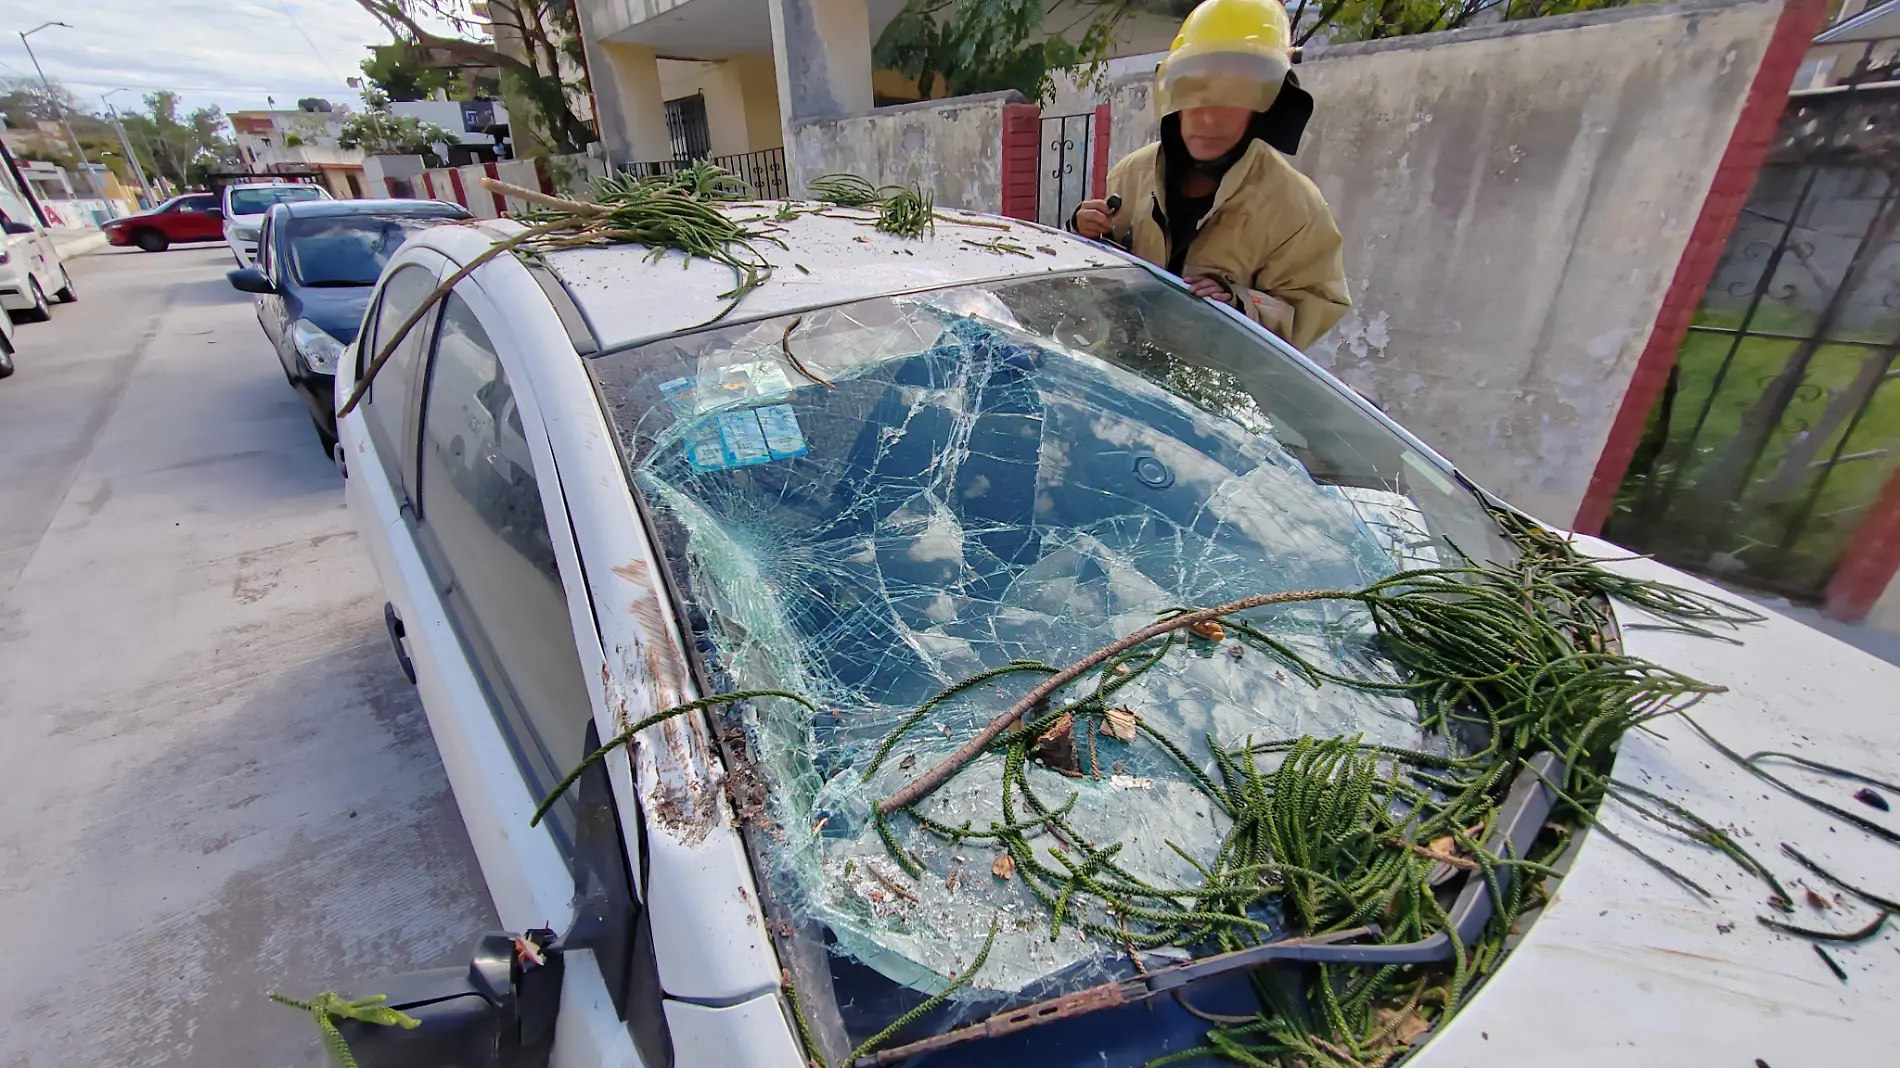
[287,214,455,287]
[227,185,326,216]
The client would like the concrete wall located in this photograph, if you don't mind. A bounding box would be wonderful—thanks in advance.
[1106,0,1788,524]
[789,90,1021,207]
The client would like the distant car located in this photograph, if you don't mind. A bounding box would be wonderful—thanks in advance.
[102,192,226,252]
[0,186,73,323]
[227,197,470,453]
[221,181,331,266]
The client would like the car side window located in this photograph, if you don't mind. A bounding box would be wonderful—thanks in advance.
[411,291,593,855]
[257,215,275,279]
[359,265,439,493]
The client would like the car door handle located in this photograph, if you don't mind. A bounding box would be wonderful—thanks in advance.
[383,602,418,684]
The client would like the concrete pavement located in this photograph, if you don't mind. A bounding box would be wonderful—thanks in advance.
[0,246,496,1066]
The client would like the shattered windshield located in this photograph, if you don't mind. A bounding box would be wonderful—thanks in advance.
[589,267,1511,1064]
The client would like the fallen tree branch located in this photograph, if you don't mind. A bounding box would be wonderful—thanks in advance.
[876,588,1354,813]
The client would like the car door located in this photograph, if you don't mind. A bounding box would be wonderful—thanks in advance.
[256,211,289,370]
[339,256,668,1066]
[177,194,222,241]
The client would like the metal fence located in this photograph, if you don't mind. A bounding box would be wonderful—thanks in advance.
[624,146,790,200]
[1604,36,1900,601]
[1037,111,1096,229]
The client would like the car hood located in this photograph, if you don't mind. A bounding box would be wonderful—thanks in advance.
[1414,535,1900,1066]
[294,285,370,346]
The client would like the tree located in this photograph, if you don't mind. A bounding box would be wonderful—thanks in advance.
[875,0,1162,101]
[337,88,461,165]
[361,41,452,101]
[1296,0,1632,44]
[117,91,235,189]
[352,0,592,154]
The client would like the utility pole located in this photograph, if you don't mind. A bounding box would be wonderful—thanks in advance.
[103,90,156,206]
[19,22,103,199]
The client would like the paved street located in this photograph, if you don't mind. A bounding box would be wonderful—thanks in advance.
[0,247,496,1067]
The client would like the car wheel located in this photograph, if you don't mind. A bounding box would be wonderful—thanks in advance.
[13,279,50,323]
[0,339,14,379]
[134,229,169,253]
[53,267,75,303]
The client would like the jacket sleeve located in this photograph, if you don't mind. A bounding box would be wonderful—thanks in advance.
[1244,200,1351,350]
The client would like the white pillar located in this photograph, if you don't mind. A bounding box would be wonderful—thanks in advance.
[591,40,675,165]
[766,0,873,188]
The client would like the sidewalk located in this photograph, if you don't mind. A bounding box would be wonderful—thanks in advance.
[49,228,109,259]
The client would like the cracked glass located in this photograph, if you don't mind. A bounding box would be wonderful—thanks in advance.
[588,267,1510,1062]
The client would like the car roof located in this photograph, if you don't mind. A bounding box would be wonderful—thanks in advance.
[414,204,1130,352]
[271,198,469,219]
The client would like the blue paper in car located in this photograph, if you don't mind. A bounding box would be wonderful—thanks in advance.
[756,404,809,460]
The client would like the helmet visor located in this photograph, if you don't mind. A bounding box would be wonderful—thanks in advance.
[1155,47,1289,116]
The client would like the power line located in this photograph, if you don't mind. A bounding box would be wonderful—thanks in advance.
[269,0,347,84]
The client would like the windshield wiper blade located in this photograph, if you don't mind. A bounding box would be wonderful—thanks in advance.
[852,752,1564,1067]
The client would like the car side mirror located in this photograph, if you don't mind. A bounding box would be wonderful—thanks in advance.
[227,267,276,294]
[313,930,563,1068]
[1,220,33,235]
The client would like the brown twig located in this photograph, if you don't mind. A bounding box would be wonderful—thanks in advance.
[877,588,1354,813]
[478,176,609,216]
[1385,839,1479,871]
[337,217,568,418]
[868,864,920,902]
[779,316,835,389]
[933,212,1013,230]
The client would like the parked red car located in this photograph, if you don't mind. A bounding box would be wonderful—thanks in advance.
[103,193,225,252]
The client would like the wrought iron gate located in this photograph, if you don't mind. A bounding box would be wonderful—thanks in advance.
[1037,111,1095,228]
[665,94,712,161]
[1605,39,1900,601]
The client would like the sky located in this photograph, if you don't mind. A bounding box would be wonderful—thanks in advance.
[0,0,413,122]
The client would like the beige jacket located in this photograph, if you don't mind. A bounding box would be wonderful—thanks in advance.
[1098,140,1350,350]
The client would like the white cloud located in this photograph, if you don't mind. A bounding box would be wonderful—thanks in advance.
[0,0,422,122]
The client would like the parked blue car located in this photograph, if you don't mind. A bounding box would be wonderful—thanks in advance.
[228,198,471,454]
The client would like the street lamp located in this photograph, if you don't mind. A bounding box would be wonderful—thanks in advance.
[103,88,157,206]
[19,22,103,199]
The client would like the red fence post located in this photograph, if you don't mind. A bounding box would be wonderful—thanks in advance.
[420,171,437,201]
[447,167,468,208]
[1825,467,1900,622]
[1572,0,1829,536]
[534,157,557,196]
[1091,101,1112,198]
[999,103,1041,222]
[484,161,507,215]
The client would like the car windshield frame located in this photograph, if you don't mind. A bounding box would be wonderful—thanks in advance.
[284,212,454,288]
[227,186,325,216]
[585,264,1515,1065]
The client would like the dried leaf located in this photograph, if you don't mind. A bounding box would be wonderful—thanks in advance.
[1031,713,1082,775]
[1105,706,1139,742]
[1806,887,1832,910]
[1188,620,1225,642]
[992,854,1016,880]
[898,752,917,770]
[1428,835,1455,857]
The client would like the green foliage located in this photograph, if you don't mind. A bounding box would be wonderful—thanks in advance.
[117,90,234,189]
[268,991,420,1068]
[336,88,460,166]
[1293,0,1639,45]
[359,42,451,102]
[874,0,1142,101]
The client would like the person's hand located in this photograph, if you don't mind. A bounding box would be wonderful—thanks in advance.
[1072,198,1114,239]
[1184,275,1233,303]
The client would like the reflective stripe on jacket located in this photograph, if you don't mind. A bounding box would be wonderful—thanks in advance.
[1099,140,1350,350]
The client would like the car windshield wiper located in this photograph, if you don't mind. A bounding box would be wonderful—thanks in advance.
[851,752,1564,1066]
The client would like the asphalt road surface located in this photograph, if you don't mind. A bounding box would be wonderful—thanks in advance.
[0,246,496,1066]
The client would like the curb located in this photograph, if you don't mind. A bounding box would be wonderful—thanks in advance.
[51,231,110,259]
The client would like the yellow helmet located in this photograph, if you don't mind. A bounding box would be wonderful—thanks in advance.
[1154,0,1293,117]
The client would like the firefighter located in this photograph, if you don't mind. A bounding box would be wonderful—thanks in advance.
[1070,0,1350,350]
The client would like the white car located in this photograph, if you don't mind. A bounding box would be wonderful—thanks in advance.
[220,181,330,265]
[0,186,74,322]
[327,209,1900,1068]
[0,291,21,379]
